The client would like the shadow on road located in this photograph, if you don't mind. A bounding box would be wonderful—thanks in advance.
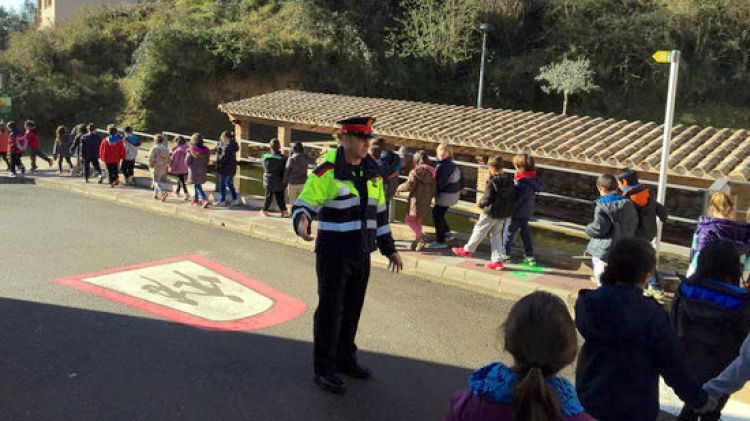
[0,298,469,420]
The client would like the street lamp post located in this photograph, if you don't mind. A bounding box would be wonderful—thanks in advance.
[476,23,495,109]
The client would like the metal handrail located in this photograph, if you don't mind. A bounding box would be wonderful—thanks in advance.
[102,126,702,226]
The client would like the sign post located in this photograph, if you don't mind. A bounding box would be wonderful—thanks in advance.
[0,94,11,123]
[652,50,681,255]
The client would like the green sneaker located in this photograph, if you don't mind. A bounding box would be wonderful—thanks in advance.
[523,256,537,266]
[427,242,448,250]
[644,289,664,300]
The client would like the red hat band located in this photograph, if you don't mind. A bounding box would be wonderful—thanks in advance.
[340,124,372,135]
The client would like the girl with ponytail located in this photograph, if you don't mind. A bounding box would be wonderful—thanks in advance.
[443,292,593,421]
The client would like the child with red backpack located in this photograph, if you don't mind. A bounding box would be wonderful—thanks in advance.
[99,124,126,187]
[452,156,516,270]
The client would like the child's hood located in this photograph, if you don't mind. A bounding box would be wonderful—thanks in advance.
[172,143,188,153]
[622,184,651,208]
[516,173,544,192]
[106,134,123,144]
[190,144,209,156]
[125,134,141,146]
[695,216,750,253]
[414,164,436,181]
[597,194,632,218]
[469,362,585,417]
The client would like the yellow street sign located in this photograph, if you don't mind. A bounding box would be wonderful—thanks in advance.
[653,50,672,63]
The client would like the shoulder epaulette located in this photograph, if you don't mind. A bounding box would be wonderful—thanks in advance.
[314,162,334,177]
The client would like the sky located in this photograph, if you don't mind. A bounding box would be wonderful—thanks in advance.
[0,0,26,12]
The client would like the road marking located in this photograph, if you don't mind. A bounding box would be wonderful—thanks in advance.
[52,255,306,331]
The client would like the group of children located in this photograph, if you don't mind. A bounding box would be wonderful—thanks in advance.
[0,120,55,176]
[583,169,669,295]
[392,141,543,270]
[445,236,750,421]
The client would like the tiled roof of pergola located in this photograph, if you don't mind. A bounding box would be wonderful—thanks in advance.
[219,90,750,182]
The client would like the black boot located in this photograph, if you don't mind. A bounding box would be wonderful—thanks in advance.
[314,373,346,394]
[337,363,372,379]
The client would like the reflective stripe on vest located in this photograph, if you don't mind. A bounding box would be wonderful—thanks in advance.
[318,220,377,232]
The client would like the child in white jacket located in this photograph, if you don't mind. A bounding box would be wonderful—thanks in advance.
[149,134,171,201]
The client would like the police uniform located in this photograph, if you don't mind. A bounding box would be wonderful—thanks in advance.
[291,117,396,392]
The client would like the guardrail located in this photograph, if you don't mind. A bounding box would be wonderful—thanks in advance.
[98,127,703,226]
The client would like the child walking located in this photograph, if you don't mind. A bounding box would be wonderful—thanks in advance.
[452,156,516,270]
[687,192,750,282]
[25,120,53,172]
[214,130,240,207]
[504,154,544,266]
[429,142,465,249]
[7,121,26,176]
[99,124,125,187]
[396,150,436,251]
[444,291,595,421]
[585,174,638,284]
[672,240,750,421]
[575,238,712,420]
[260,138,288,217]
[170,136,190,201]
[52,125,75,175]
[149,134,171,202]
[122,126,141,186]
[186,133,210,208]
[616,168,669,297]
[0,123,9,171]
[284,141,311,205]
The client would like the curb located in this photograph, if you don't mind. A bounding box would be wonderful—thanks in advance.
[29,176,584,306]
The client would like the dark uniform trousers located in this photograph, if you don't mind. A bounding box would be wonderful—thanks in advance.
[314,251,371,375]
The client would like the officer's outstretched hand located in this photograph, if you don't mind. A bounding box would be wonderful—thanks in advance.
[388,253,404,273]
[296,214,314,242]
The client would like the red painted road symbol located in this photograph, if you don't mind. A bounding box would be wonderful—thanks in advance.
[52,255,307,331]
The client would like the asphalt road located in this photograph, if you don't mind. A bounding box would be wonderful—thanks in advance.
[0,184,518,421]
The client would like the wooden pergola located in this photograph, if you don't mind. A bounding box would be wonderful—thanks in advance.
[219,90,750,191]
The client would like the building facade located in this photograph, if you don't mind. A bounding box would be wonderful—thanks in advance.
[37,0,139,27]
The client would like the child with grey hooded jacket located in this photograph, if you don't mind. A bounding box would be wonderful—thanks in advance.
[585,174,638,284]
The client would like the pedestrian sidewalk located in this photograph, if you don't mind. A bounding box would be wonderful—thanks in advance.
[3,166,596,308]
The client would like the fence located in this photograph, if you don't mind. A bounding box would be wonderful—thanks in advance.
[101,127,722,228]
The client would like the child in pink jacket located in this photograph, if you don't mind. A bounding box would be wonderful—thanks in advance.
[170,136,190,201]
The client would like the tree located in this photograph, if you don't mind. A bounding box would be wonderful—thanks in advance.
[387,0,480,68]
[0,1,36,49]
[536,57,598,115]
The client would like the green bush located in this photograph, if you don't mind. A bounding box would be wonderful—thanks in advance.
[0,0,749,136]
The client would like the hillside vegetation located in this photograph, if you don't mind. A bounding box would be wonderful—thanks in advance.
[2,0,749,136]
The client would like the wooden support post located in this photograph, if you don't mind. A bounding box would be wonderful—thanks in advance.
[728,180,750,222]
[232,118,252,198]
[475,156,489,207]
[278,125,292,156]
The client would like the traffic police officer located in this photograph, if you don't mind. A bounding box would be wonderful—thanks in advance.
[292,116,403,394]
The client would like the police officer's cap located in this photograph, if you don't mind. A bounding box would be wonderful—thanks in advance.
[337,116,375,139]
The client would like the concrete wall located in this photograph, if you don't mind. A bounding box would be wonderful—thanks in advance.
[38,0,138,27]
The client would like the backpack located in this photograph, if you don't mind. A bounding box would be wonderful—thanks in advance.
[488,176,516,219]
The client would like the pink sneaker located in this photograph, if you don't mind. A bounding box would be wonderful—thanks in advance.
[485,261,504,270]
[451,247,472,258]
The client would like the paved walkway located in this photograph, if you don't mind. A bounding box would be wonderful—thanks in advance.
[5,167,595,307]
